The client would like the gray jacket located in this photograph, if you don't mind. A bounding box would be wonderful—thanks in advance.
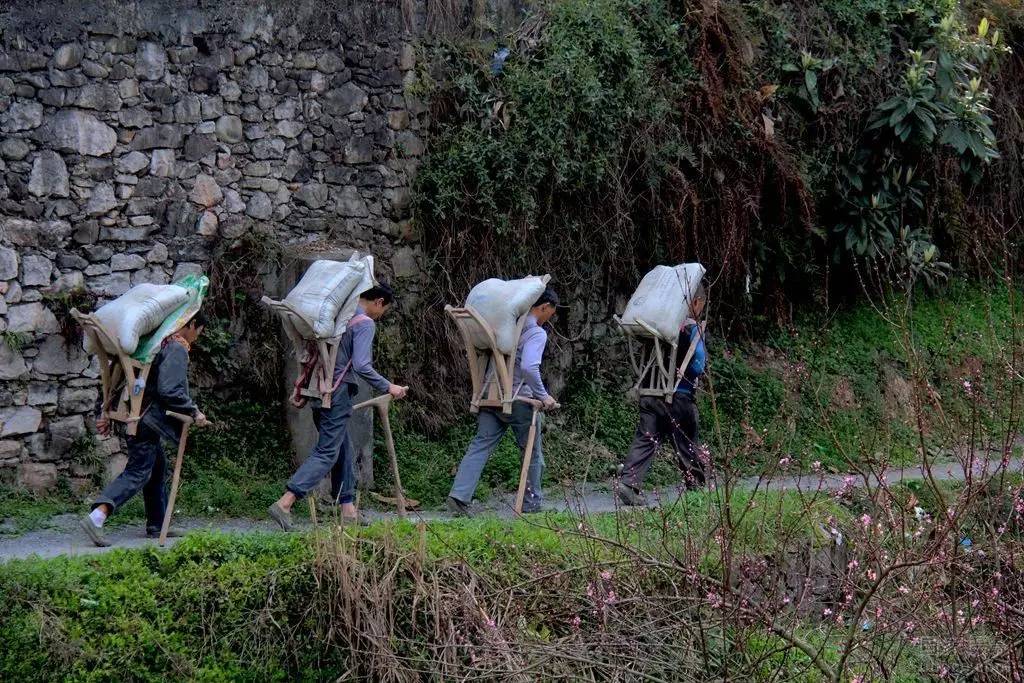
[332,307,391,394]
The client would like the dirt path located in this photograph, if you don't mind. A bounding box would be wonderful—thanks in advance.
[2,454,1021,563]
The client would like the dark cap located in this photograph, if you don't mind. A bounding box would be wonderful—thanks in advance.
[533,286,560,308]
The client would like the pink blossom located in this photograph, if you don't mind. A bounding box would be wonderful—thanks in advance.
[600,570,613,581]
[707,591,723,608]
[811,461,822,472]
[571,616,581,630]
[778,457,791,467]
[860,514,872,528]
[962,379,973,396]
[823,608,833,617]
[866,569,878,581]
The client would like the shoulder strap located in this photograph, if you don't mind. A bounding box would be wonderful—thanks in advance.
[672,320,706,394]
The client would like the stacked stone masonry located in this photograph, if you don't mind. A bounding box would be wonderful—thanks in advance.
[0,1,430,492]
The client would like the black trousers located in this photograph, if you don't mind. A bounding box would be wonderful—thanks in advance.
[92,422,168,532]
[620,395,706,490]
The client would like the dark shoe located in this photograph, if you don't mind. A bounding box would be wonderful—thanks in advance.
[520,491,542,514]
[79,516,112,547]
[616,484,648,507]
[446,496,473,518]
[521,501,542,513]
[268,502,295,532]
[147,526,186,538]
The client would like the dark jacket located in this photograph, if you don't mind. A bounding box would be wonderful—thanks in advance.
[95,339,197,442]
[139,339,198,441]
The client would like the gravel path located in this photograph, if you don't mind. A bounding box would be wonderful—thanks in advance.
[2,453,1021,563]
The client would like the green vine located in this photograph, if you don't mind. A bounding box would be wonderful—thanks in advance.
[42,287,96,347]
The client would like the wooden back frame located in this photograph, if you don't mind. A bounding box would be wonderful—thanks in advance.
[615,316,705,404]
[72,310,152,436]
[445,274,551,415]
[262,297,342,409]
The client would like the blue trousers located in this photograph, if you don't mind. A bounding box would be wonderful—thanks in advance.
[286,383,356,503]
[93,422,168,532]
[449,403,544,504]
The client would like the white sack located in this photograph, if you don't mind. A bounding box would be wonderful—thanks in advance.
[86,284,191,355]
[284,255,367,339]
[620,263,705,343]
[466,276,547,354]
[332,255,376,338]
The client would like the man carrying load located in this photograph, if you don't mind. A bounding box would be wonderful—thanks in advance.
[617,285,709,506]
[268,284,407,530]
[447,287,560,517]
[80,312,210,547]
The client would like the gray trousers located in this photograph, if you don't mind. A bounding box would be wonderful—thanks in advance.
[286,383,356,503]
[449,403,544,504]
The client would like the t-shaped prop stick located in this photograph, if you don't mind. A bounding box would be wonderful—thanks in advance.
[513,397,560,515]
[353,389,409,518]
[159,411,210,546]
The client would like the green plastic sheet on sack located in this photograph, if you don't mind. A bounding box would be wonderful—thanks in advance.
[131,273,210,363]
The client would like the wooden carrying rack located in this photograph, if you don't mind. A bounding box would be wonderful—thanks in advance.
[615,316,705,404]
[262,298,342,410]
[445,274,550,415]
[72,311,152,436]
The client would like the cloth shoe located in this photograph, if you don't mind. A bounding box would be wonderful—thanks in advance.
[616,483,648,507]
[446,496,473,518]
[79,515,112,547]
[268,502,295,532]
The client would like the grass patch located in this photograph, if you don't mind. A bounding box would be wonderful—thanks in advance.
[1,480,988,681]
[0,487,73,536]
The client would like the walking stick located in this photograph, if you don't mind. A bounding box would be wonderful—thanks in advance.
[513,397,560,515]
[353,390,408,518]
[160,411,196,547]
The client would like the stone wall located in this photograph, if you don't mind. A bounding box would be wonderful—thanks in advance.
[0,0,438,491]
